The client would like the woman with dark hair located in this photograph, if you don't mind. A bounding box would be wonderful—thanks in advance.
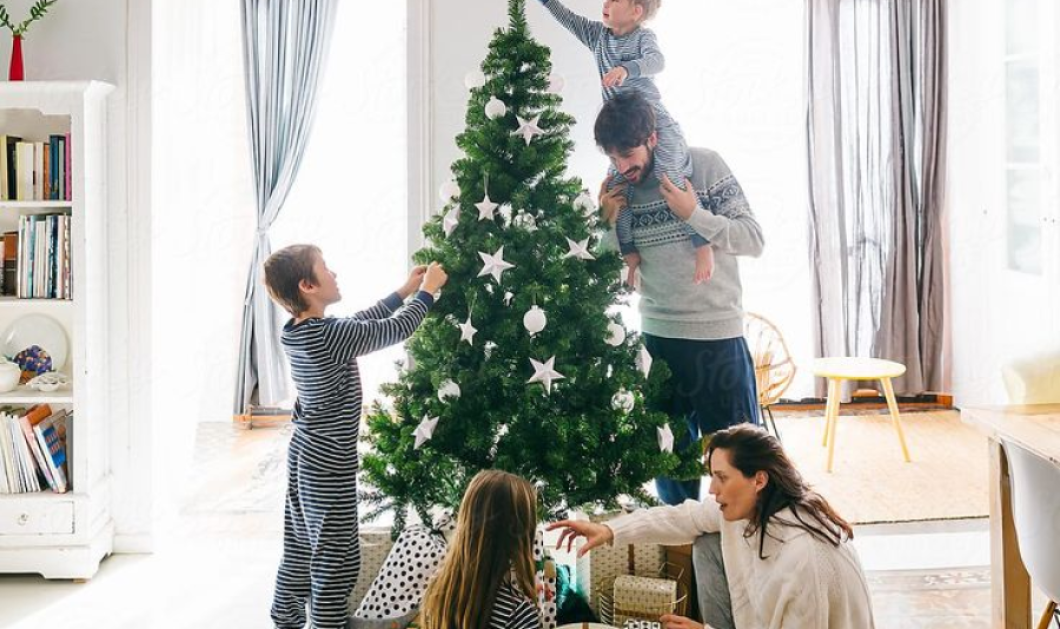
[549,424,874,629]
[420,469,542,629]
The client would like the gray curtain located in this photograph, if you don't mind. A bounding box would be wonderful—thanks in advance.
[235,0,338,414]
[806,0,947,396]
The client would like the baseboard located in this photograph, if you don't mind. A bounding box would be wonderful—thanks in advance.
[771,392,954,413]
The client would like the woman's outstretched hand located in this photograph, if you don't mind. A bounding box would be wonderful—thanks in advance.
[545,519,614,557]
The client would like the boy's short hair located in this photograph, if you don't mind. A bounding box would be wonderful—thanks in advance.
[594,92,657,154]
[633,0,661,22]
[263,244,321,317]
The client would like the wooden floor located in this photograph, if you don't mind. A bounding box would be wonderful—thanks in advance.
[0,419,1018,628]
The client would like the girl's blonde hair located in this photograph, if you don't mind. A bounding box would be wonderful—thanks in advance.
[420,470,538,629]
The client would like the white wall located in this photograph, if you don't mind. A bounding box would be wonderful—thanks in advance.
[948,0,1060,407]
[0,1,152,548]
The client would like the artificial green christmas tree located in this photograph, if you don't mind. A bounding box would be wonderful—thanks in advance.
[362,0,701,531]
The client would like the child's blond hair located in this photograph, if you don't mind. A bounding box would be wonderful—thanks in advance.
[633,0,661,22]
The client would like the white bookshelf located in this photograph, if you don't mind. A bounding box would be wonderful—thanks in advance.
[0,81,113,579]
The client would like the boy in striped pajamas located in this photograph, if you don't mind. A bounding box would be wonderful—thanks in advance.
[263,244,448,629]
[537,0,714,287]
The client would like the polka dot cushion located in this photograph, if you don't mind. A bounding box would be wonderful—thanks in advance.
[353,525,447,620]
[347,608,419,629]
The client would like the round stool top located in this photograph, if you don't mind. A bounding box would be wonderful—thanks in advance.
[812,357,906,380]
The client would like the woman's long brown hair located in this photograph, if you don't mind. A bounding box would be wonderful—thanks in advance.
[707,423,854,560]
[420,470,538,629]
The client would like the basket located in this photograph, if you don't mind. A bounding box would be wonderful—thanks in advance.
[596,563,689,626]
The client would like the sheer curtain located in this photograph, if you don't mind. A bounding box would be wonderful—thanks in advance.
[806,0,947,396]
[270,1,409,407]
[234,0,338,413]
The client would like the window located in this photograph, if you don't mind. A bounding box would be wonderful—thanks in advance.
[650,0,814,397]
[272,2,410,406]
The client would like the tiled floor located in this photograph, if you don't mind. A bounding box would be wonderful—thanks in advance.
[0,421,1027,628]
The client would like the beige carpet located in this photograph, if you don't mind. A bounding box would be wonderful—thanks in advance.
[776,410,989,525]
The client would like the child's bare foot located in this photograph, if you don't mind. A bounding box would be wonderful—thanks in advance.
[694,246,714,284]
[623,252,641,287]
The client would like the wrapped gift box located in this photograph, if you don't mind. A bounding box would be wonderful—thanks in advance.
[573,513,666,617]
[612,574,678,627]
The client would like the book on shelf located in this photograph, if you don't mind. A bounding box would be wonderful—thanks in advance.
[16,214,70,299]
[0,133,72,203]
[15,142,32,201]
[0,404,71,495]
[64,133,70,201]
[18,404,54,491]
[2,231,16,296]
[0,135,20,202]
[33,408,67,493]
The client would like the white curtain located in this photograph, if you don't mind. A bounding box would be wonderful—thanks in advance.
[235,0,338,413]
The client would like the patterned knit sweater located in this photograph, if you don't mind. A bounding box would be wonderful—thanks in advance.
[607,499,876,628]
[599,148,765,340]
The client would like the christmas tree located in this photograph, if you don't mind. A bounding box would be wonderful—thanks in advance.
[362,0,701,531]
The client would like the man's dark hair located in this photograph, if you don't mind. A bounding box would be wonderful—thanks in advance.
[594,92,657,154]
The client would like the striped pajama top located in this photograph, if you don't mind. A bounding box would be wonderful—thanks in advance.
[281,291,434,473]
[540,0,668,111]
[489,581,542,629]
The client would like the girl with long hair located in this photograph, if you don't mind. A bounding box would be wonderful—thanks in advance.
[420,470,542,629]
[549,423,875,629]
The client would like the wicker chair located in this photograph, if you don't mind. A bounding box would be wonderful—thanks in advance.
[744,313,796,442]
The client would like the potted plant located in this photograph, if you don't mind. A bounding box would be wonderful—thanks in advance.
[0,1,59,81]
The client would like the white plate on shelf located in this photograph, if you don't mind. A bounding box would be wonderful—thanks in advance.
[1,313,69,371]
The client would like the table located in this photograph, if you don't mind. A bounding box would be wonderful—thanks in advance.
[962,404,1060,628]
[812,357,912,472]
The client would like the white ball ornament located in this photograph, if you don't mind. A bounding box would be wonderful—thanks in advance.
[513,212,538,232]
[485,96,507,120]
[606,322,626,347]
[523,305,547,337]
[574,192,596,217]
[438,380,462,401]
[439,179,461,202]
[612,389,635,413]
[464,69,486,90]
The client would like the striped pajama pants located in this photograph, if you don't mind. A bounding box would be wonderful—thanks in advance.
[271,439,361,629]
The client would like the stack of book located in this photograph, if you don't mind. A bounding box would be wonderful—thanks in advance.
[0,215,72,299]
[0,404,70,494]
[17,214,71,299]
[0,134,72,202]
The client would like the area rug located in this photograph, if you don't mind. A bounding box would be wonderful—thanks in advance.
[776,410,989,525]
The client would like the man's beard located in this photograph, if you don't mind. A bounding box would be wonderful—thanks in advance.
[625,151,655,185]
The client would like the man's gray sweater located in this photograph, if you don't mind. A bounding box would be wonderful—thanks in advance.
[600,148,765,340]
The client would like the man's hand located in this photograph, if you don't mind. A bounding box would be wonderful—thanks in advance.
[603,66,629,88]
[398,265,428,299]
[598,177,627,227]
[546,519,614,557]
[659,174,700,221]
[660,615,707,629]
[420,262,449,294]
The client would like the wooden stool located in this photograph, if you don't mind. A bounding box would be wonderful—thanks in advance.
[812,357,912,472]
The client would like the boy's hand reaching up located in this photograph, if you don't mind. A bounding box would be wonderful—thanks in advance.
[420,262,449,294]
[398,265,428,299]
[602,66,628,88]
